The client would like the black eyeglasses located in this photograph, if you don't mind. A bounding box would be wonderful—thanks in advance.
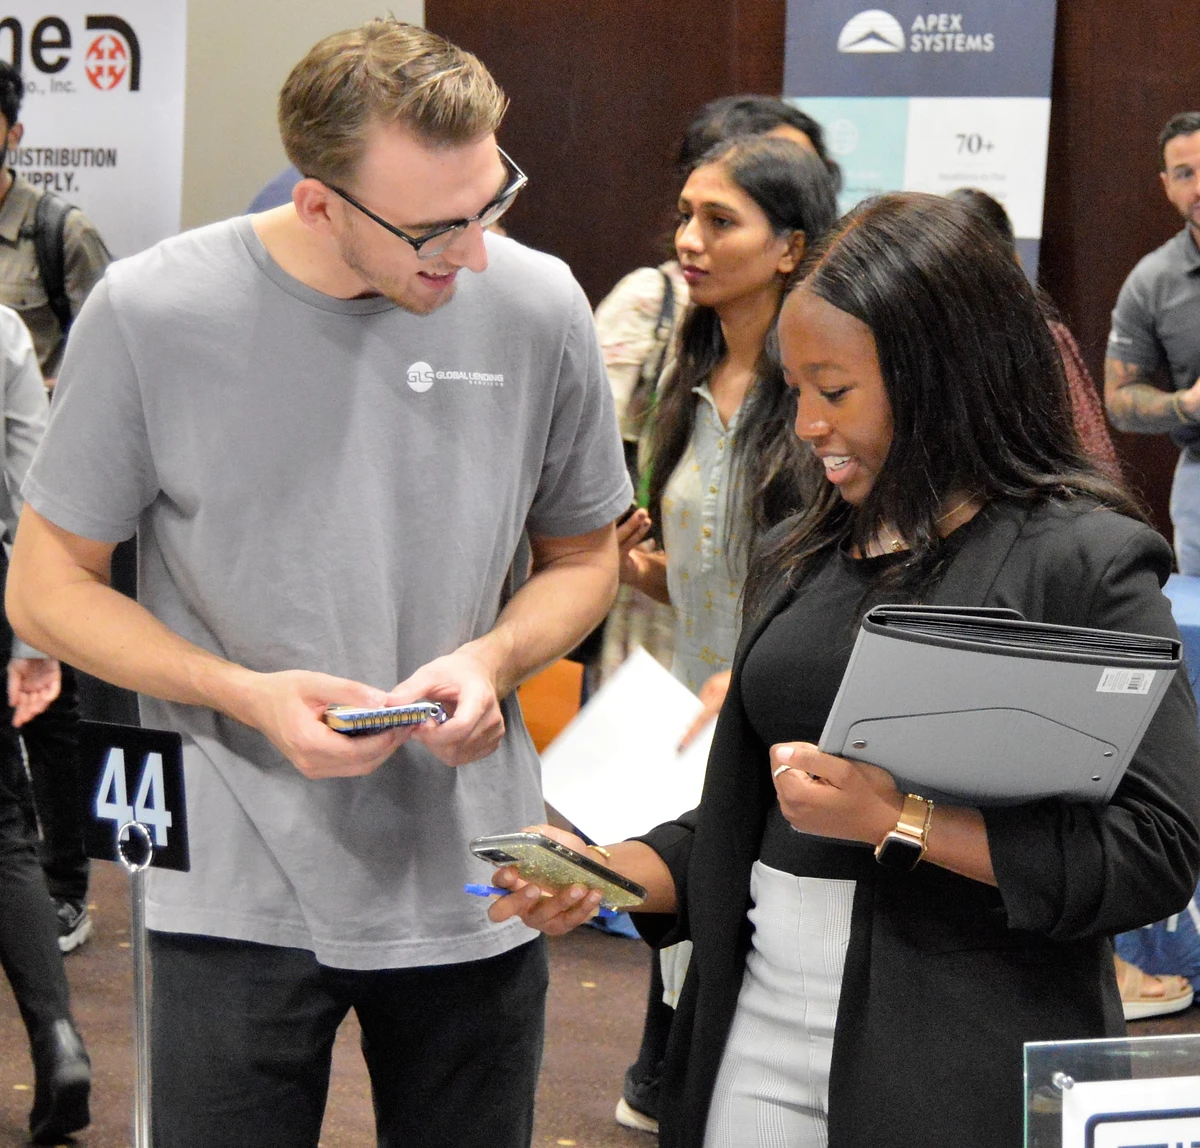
[320,147,527,260]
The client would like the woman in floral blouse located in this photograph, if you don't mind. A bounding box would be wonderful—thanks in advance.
[610,132,837,1133]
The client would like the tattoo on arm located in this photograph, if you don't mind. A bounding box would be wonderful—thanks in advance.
[1103,358,1180,433]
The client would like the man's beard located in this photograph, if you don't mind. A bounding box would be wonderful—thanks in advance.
[335,227,456,316]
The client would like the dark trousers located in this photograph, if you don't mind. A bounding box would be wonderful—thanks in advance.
[629,947,673,1085]
[0,723,73,1040]
[0,549,73,1041]
[20,664,89,905]
[149,931,550,1148]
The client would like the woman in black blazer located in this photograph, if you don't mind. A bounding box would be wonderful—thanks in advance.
[490,193,1200,1148]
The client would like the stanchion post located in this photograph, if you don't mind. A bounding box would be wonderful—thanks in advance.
[78,722,189,1148]
[117,821,154,1148]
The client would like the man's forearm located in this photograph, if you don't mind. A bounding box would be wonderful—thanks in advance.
[9,571,259,722]
[6,512,261,725]
[1104,357,1189,433]
[463,529,618,698]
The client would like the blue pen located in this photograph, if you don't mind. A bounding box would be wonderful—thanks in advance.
[463,882,617,918]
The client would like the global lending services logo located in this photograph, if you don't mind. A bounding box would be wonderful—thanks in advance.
[837,9,906,53]
[405,360,505,393]
[407,362,435,393]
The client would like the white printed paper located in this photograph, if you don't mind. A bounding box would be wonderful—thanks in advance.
[902,97,1052,238]
[538,648,714,844]
[1097,668,1156,695]
[1061,1074,1200,1146]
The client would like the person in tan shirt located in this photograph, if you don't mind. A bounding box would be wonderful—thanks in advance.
[0,60,110,385]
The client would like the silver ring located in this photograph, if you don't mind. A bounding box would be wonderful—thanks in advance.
[772,764,792,779]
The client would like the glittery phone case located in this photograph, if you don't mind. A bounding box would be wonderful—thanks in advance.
[469,832,647,911]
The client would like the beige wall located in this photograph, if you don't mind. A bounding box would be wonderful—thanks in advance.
[181,1,424,229]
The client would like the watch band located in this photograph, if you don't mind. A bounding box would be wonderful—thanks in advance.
[874,793,934,870]
[896,793,933,841]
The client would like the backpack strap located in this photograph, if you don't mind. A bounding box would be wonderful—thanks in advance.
[630,269,678,508]
[32,191,74,336]
[648,268,676,393]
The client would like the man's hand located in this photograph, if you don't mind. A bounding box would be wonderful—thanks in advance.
[243,669,413,779]
[8,657,62,727]
[1179,374,1200,421]
[385,647,505,766]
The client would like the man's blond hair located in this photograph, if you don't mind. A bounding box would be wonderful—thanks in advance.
[279,19,507,187]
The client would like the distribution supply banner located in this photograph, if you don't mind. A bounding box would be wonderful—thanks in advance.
[785,1,1057,273]
[0,2,187,256]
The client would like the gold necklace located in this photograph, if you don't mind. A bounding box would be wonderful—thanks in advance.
[934,493,977,526]
[871,494,978,556]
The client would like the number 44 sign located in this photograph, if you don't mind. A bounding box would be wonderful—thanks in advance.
[79,722,190,872]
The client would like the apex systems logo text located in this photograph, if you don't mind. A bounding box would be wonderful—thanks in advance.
[838,10,996,54]
[0,14,141,91]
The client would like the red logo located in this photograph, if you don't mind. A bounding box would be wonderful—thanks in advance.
[84,33,128,91]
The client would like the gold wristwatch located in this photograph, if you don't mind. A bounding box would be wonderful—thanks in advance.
[874,793,933,871]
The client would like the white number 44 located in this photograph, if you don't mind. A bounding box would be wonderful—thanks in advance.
[95,748,173,847]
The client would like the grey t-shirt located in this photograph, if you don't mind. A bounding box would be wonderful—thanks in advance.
[24,216,631,969]
[1108,227,1200,449]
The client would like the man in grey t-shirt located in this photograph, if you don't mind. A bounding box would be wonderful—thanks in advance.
[7,21,629,1148]
[1106,111,1200,572]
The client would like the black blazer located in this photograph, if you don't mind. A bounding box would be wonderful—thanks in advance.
[638,498,1200,1148]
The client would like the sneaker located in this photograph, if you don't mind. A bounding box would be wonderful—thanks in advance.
[615,1097,659,1134]
[615,1066,660,1134]
[55,901,92,954]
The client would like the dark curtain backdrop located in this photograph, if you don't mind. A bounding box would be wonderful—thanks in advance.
[424,0,784,306]
[426,0,1200,537]
[1039,0,1200,535]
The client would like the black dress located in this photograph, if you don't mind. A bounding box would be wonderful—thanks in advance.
[745,544,910,883]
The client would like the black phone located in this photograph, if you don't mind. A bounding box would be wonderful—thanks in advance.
[469,831,647,911]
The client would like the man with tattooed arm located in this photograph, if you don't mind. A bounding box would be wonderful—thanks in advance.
[1106,112,1200,570]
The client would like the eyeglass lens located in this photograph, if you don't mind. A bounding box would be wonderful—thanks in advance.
[416,186,521,260]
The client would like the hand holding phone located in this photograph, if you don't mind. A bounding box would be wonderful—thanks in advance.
[470,831,646,912]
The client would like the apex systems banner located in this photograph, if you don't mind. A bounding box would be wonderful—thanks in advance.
[785,1,1058,273]
[0,2,186,257]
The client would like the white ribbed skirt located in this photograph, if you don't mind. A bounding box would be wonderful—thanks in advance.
[703,861,855,1148]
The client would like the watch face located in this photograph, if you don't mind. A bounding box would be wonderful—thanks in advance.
[875,832,923,871]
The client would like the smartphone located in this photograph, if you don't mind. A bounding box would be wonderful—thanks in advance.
[616,502,639,526]
[323,702,448,735]
[469,831,647,912]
